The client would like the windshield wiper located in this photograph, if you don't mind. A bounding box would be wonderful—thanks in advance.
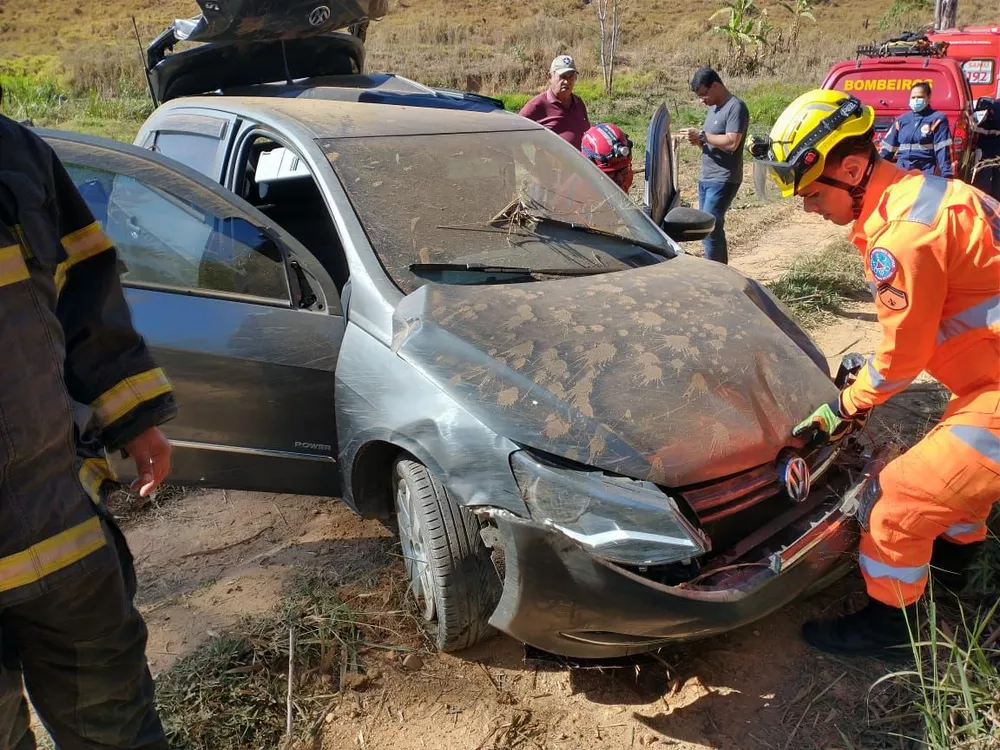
[519,212,674,257]
[409,263,614,278]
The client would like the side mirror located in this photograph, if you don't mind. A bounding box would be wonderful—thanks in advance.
[661,206,715,243]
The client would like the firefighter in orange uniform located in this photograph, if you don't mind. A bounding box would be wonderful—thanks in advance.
[750,89,999,657]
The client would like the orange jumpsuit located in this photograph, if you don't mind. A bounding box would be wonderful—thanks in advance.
[844,159,1000,608]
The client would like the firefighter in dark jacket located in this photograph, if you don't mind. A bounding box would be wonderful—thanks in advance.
[972,97,1000,200]
[0,111,177,747]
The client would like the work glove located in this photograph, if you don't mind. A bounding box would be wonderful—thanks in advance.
[792,396,868,445]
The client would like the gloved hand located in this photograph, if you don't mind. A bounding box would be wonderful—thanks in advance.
[792,396,868,444]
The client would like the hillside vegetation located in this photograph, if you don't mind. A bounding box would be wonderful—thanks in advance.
[1,0,996,143]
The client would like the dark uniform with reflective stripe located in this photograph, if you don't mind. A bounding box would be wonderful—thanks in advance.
[973,99,1000,200]
[0,114,176,747]
[878,108,954,178]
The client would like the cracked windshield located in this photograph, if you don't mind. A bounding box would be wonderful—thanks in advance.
[321,130,675,292]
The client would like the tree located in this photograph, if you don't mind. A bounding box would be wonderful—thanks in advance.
[710,0,773,75]
[594,0,626,95]
[934,0,957,30]
[779,0,816,45]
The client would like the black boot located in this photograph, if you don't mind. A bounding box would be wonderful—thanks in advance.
[930,538,983,595]
[802,600,919,659]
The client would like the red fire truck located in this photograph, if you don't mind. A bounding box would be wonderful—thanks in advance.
[926,25,1000,102]
[821,39,978,179]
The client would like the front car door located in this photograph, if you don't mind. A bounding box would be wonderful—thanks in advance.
[40,130,345,497]
[644,103,678,227]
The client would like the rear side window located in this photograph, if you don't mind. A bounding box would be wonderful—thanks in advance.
[962,59,995,87]
[830,68,963,110]
[153,132,223,177]
[149,113,232,180]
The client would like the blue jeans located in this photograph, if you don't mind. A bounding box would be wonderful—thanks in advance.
[698,180,741,265]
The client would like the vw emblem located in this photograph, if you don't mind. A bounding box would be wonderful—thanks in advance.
[780,456,811,503]
[308,5,332,25]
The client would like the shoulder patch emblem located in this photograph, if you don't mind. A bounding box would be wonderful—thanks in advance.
[877,284,908,311]
[869,247,897,283]
[921,123,931,136]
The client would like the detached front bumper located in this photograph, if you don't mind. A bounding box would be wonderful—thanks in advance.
[484,446,886,659]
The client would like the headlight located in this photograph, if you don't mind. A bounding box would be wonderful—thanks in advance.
[510,450,709,566]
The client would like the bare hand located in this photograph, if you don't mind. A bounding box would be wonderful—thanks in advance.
[685,129,702,145]
[125,427,172,497]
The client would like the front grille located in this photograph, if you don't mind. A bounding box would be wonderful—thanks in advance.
[679,445,839,525]
[681,464,781,524]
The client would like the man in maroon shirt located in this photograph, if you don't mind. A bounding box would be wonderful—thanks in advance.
[519,55,591,150]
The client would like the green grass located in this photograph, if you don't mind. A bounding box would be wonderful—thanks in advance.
[968,507,1000,600]
[765,237,867,326]
[1,61,151,142]
[873,571,1000,748]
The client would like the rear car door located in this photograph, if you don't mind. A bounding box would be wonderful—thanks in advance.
[40,131,345,496]
[644,103,677,227]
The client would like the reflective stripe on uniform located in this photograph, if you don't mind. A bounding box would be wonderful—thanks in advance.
[55,222,114,294]
[944,521,987,540]
[934,138,953,151]
[79,457,117,505]
[0,516,106,594]
[859,553,928,584]
[0,244,30,287]
[936,295,1000,344]
[949,424,1000,463]
[92,368,172,427]
[866,358,915,393]
[907,176,949,225]
[897,143,934,153]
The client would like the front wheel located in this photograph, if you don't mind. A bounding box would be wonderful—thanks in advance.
[393,456,500,651]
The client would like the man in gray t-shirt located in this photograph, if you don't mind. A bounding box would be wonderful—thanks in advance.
[678,67,749,265]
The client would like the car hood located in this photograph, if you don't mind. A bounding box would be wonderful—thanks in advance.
[391,255,838,487]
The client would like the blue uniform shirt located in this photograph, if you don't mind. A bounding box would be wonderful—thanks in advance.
[878,108,954,177]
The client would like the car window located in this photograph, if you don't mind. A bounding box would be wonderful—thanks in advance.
[832,67,964,110]
[152,132,224,179]
[64,163,290,303]
[321,130,676,293]
[962,59,995,87]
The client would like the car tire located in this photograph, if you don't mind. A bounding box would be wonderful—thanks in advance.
[393,456,500,652]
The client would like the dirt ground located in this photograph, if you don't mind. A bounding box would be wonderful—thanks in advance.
[120,203,941,750]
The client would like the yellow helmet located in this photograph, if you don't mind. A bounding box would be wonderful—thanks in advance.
[748,89,875,198]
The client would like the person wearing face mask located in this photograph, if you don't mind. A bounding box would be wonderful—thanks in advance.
[877,82,954,178]
[972,97,1000,200]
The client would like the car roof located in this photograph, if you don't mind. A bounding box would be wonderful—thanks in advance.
[160,95,544,139]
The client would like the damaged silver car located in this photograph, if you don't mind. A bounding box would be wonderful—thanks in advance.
[36,12,884,658]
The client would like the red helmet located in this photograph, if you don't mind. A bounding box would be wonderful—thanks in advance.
[581,123,634,191]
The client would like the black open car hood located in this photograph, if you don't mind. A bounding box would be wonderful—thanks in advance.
[391,257,838,488]
[173,0,388,43]
[145,0,387,102]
